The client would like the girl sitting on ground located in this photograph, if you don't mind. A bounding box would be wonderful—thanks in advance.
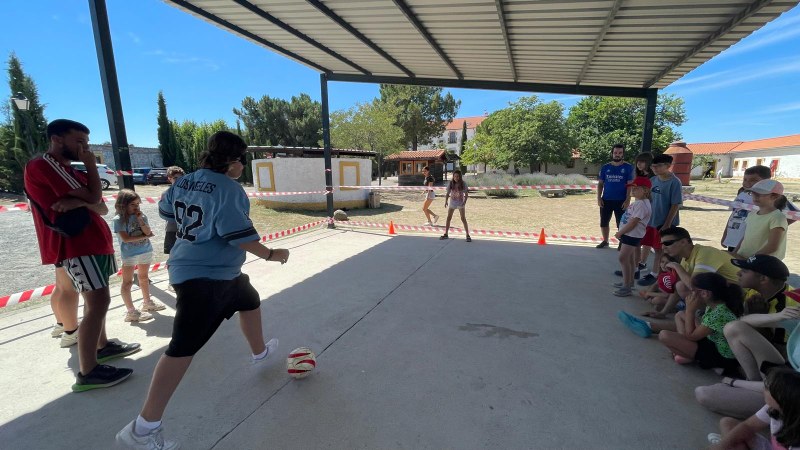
[657,272,743,375]
[639,253,680,310]
[709,367,800,450]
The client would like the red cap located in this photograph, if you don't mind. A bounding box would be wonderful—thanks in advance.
[627,177,652,188]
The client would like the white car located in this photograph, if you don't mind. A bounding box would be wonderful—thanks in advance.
[70,162,118,190]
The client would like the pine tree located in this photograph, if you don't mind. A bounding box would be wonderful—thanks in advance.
[157,91,177,166]
[459,120,467,155]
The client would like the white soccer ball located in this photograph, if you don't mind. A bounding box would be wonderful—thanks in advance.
[287,347,316,379]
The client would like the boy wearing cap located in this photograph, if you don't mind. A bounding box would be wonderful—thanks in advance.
[612,177,652,296]
[638,154,683,286]
[726,255,799,380]
[733,179,789,260]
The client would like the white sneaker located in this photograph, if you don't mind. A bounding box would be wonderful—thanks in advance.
[141,301,166,312]
[125,310,154,322]
[51,323,64,338]
[707,433,721,444]
[60,329,78,348]
[422,222,433,226]
[252,338,279,366]
[433,215,439,224]
[116,419,179,450]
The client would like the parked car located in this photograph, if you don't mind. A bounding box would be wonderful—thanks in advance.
[132,167,151,184]
[146,168,169,185]
[70,162,117,190]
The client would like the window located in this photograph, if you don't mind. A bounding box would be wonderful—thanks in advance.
[415,162,427,173]
[741,160,749,170]
[448,131,457,144]
[401,162,413,174]
[756,158,764,166]
[770,159,779,175]
[566,159,575,169]
[733,160,740,171]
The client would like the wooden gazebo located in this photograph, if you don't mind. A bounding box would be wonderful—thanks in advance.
[385,150,448,186]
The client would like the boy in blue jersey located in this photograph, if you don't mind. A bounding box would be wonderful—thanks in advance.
[596,144,634,248]
[117,131,289,450]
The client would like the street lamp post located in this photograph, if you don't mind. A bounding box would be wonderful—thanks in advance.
[10,92,36,155]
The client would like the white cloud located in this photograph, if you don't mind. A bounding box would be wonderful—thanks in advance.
[671,57,800,96]
[128,32,141,45]
[757,101,800,115]
[717,14,800,59]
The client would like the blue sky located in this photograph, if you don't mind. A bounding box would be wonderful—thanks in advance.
[2,1,799,148]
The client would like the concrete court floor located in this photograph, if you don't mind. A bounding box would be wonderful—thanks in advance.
[0,226,726,449]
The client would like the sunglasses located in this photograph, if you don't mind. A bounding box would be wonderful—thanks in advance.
[661,238,683,247]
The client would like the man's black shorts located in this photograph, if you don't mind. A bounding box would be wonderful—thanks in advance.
[600,199,625,227]
[166,274,261,357]
[163,231,178,254]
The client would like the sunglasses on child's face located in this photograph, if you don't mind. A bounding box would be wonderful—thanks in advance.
[661,238,683,247]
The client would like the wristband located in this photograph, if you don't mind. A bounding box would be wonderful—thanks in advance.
[267,249,273,260]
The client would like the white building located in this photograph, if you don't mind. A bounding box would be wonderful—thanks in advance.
[418,115,488,155]
[688,134,800,179]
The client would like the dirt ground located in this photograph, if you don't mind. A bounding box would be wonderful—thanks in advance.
[2,177,798,316]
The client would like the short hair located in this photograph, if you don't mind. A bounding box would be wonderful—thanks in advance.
[199,131,247,173]
[47,119,90,139]
[613,144,625,149]
[744,165,771,179]
[422,166,430,172]
[660,226,691,242]
[167,166,185,178]
[652,154,673,165]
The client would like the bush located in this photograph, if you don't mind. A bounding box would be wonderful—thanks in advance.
[465,172,593,197]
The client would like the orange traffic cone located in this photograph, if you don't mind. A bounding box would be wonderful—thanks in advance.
[537,228,546,245]
[388,221,397,235]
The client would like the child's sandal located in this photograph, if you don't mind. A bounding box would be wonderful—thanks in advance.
[439,234,449,240]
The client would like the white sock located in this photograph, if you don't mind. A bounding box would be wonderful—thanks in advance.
[253,347,269,360]
[645,321,652,329]
[135,416,161,435]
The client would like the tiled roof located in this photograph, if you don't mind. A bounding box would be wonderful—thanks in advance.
[686,134,800,155]
[732,134,800,152]
[445,115,488,131]
[385,150,446,161]
[686,142,743,155]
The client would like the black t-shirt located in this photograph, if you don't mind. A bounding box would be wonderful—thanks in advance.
[424,175,435,187]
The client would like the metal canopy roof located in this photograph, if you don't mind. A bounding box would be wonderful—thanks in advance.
[164,0,797,97]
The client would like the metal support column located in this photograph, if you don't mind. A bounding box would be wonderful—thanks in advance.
[320,73,335,226]
[89,0,134,190]
[641,88,658,153]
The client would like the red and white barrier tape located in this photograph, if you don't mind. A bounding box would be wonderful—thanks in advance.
[340,184,596,191]
[335,220,619,245]
[248,190,331,197]
[0,284,56,308]
[684,194,800,220]
[261,219,329,241]
[114,261,168,276]
[0,203,29,213]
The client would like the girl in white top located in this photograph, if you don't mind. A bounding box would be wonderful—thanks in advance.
[613,177,652,296]
[735,179,789,260]
[709,367,800,450]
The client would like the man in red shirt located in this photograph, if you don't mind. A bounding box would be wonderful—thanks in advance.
[24,119,140,392]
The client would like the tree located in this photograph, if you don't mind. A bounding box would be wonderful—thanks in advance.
[566,94,686,165]
[331,100,403,185]
[157,91,179,166]
[1,53,48,192]
[460,130,496,173]
[691,154,717,178]
[459,120,467,155]
[379,84,460,150]
[233,93,321,147]
[467,96,575,172]
[171,119,230,171]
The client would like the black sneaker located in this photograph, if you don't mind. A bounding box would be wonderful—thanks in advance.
[97,341,141,363]
[614,270,640,279]
[638,263,648,271]
[596,241,609,249]
[72,364,133,392]
[637,274,657,286]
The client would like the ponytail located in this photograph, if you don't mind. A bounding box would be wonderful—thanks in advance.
[692,272,743,317]
[775,194,788,211]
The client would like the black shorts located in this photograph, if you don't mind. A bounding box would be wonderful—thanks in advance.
[600,199,625,227]
[619,234,642,247]
[164,231,178,254]
[694,338,740,374]
[166,274,261,357]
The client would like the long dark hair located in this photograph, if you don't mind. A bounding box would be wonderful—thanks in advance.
[635,152,654,177]
[449,169,465,191]
[691,272,743,317]
[765,368,800,447]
